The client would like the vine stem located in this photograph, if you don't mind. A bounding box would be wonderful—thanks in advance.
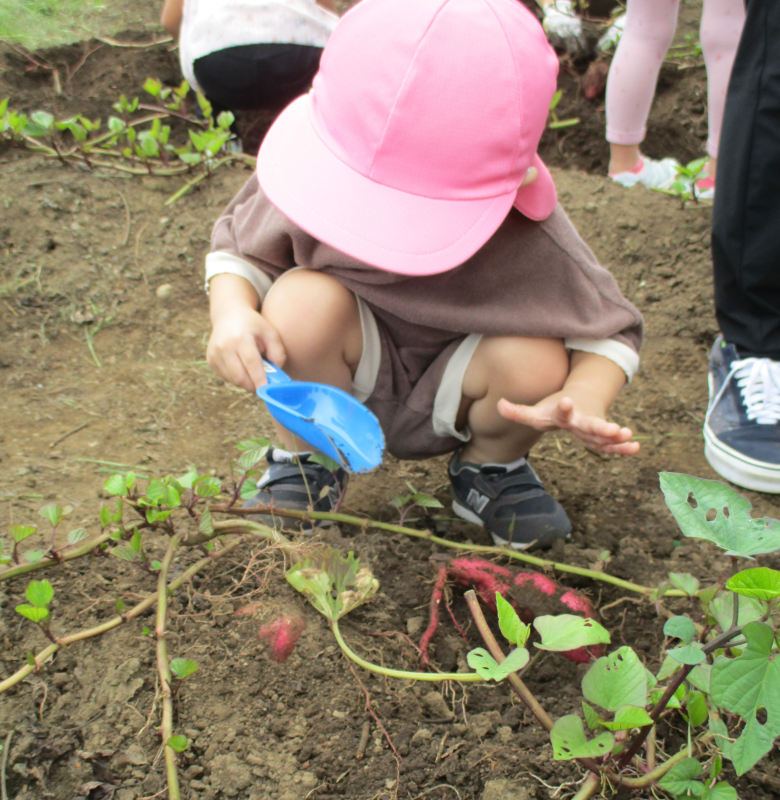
[156,535,181,800]
[572,773,600,800]
[331,621,482,683]
[0,531,113,583]
[0,537,245,694]
[214,505,671,597]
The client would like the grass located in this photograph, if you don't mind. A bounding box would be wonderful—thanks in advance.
[0,0,161,49]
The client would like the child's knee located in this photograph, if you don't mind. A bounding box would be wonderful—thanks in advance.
[262,270,360,347]
[466,336,569,402]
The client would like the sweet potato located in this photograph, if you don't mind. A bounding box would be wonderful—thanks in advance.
[259,614,307,663]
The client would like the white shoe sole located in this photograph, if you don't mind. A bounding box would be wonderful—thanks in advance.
[704,425,780,494]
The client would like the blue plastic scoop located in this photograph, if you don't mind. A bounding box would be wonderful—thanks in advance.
[256,359,384,473]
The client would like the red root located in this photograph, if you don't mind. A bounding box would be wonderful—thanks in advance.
[420,556,602,666]
[259,614,307,662]
[581,59,610,100]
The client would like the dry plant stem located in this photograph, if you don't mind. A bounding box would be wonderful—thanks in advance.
[0,538,245,694]
[156,535,182,800]
[0,730,12,800]
[214,505,669,596]
[462,591,556,733]
[0,531,114,583]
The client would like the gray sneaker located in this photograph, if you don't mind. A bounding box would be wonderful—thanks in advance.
[243,448,346,528]
[449,452,571,550]
[704,336,780,493]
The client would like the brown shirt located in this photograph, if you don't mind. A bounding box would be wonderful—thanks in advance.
[209,175,643,458]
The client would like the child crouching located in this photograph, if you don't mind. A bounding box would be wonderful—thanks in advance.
[205,0,643,550]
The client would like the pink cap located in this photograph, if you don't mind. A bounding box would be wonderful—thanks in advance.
[257,0,559,276]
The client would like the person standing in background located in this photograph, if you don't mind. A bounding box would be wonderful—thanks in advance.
[704,0,780,493]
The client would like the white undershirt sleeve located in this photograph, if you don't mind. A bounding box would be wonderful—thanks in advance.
[204,252,274,301]
[565,338,639,381]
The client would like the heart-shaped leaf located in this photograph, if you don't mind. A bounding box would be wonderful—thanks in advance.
[658,758,704,796]
[669,572,700,596]
[16,604,49,623]
[582,646,648,711]
[466,647,529,681]
[550,715,615,761]
[726,567,780,601]
[26,579,53,608]
[664,615,696,644]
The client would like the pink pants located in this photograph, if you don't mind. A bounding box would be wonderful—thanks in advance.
[605,0,745,158]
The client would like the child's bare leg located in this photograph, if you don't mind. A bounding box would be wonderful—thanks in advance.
[260,269,363,450]
[458,336,569,464]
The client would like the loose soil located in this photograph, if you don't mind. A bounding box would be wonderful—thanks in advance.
[2,5,780,800]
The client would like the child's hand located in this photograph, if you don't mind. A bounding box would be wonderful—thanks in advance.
[207,305,286,393]
[497,393,639,455]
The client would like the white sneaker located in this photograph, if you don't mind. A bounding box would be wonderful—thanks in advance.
[610,156,681,191]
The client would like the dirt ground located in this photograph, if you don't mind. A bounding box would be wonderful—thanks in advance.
[2,4,780,800]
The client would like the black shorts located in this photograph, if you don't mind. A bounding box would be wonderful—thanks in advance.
[193,43,323,112]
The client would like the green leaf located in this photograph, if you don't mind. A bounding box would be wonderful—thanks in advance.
[31,111,54,130]
[582,701,601,731]
[112,546,137,562]
[466,647,529,681]
[176,470,200,489]
[710,591,764,632]
[39,503,70,526]
[67,528,89,545]
[669,572,700,596]
[237,447,270,470]
[170,658,199,680]
[582,646,648,711]
[704,784,737,800]
[727,567,780,601]
[195,477,221,498]
[99,505,111,528]
[9,525,36,544]
[711,621,780,774]
[165,485,181,508]
[658,758,704,796]
[217,110,235,130]
[496,593,530,647]
[650,684,686,710]
[687,663,712,694]
[668,643,706,665]
[27,651,36,667]
[146,509,173,524]
[167,735,189,753]
[16,604,49,623]
[711,754,723,780]
[307,453,343,474]
[150,560,162,571]
[659,473,780,558]
[598,704,653,732]
[142,626,151,636]
[24,550,44,564]
[116,598,125,613]
[686,690,709,728]
[26,579,53,608]
[199,508,214,536]
[286,548,378,621]
[104,474,127,496]
[130,529,142,552]
[143,77,162,97]
[664,616,696,644]
[550,715,615,761]
[145,478,167,505]
[412,493,444,509]
[533,615,610,652]
[240,481,260,501]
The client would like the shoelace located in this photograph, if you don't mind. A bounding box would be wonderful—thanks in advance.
[708,357,780,425]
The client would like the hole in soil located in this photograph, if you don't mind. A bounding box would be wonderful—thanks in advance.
[687,493,698,509]
[756,707,768,725]
[723,507,730,518]
[705,508,717,522]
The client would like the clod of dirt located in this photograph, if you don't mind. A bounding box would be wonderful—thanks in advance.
[466,711,500,740]
[422,690,454,719]
[208,753,253,797]
[481,779,533,800]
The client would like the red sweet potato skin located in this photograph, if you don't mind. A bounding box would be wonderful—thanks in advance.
[441,557,603,662]
[259,614,307,663]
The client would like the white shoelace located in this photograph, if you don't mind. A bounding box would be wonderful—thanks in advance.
[708,357,780,425]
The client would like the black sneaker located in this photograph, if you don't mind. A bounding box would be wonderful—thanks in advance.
[704,336,780,493]
[243,448,346,528]
[448,452,571,550]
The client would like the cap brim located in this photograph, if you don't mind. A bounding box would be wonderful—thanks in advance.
[513,153,557,221]
[257,95,518,276]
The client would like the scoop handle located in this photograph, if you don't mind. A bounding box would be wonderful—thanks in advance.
[261,358,291,386]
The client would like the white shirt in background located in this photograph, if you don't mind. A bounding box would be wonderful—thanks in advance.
[179,0,339,89]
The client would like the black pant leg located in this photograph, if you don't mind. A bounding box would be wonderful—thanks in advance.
[712,0,780,358]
